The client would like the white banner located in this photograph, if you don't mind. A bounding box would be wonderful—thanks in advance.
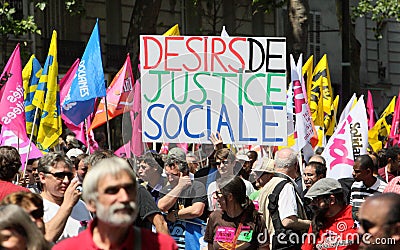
[322,95,368,179]
[140,35,287,145]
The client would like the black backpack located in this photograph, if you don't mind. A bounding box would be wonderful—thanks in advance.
[268,180,302,250]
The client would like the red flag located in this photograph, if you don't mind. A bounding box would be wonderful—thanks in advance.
[389,91,400,146]
[130,79,143,156]
[0,44,27,139]
[88,54,134,131]
[367,90,376,130]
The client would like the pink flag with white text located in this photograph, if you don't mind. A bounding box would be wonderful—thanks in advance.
[0,44,27,139]
[0,126,42,170]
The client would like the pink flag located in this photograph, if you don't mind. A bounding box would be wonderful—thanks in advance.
[60,59,87,145]
[367,90,376,130]
[0,44,27,139]
[114,141,131,158]
[0,125,42,170]
[130,80,143,156]
[389,91,400,146]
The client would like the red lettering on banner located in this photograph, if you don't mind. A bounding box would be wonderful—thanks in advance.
[293,80,305,114]
[143,37,163,69]
[211,37,228,72]
[164,36,184,71]
[228,37,246,72]
[183,37,203,71]
[329,138,354,169]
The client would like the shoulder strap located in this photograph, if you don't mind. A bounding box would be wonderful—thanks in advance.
[268,180,290,231]
[133,227,142,249]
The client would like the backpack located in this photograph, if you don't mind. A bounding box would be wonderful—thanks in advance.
[268,180,302,250]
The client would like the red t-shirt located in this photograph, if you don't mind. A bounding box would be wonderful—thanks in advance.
[302,205,359,250]
[0,180,30,201]
[53,219,177,250]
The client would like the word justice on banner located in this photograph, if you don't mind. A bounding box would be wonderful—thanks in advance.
[139,35,287,145]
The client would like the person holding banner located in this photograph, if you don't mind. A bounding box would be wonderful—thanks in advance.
[204,176,269,249]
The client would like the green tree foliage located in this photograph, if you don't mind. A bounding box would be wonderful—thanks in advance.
[352,0,400,39]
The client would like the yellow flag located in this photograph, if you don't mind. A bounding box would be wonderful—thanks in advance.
[23,55,43,138]
[35,31,62,150]
[163,24,180,36]
[325,95,339,136]
[368,97,396,152]
[302,55,313,103]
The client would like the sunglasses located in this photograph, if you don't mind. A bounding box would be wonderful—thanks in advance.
[215,160,229,166]
[104,183,136,195]
[29,208,43,220]
[43,171,74,180]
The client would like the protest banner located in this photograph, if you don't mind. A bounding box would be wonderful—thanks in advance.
[140,36,287,145]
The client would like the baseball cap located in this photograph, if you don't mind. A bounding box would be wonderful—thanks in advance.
[252,158,275,174]
[168,147,186,162]
[305,178,343,199]
[66,148,84,159]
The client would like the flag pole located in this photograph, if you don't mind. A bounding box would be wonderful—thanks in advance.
[103,80,112,150]
[23,107,40,178]
[84,119,91,154]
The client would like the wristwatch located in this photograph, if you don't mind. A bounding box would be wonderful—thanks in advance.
[174,210,179,220]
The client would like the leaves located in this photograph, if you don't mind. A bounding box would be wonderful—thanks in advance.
[352,0,400,40]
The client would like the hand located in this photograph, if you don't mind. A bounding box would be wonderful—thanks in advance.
[209,132,223,150]
[62,179,81,208]
[177,173,192,189]
[166,210,178,223]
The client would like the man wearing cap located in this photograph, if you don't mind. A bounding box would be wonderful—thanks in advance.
[350,154,387,221]
[302,178,359,250]
[249,158,275,201]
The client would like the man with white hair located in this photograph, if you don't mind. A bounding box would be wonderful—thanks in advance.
[53,157,177,249]
[259,148,310,249]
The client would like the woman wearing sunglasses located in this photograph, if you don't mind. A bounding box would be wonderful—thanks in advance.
[0,204,50,250]
[204,176,269,249]
[2,192,46,235]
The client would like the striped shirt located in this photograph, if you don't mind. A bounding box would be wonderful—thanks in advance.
[350,178,387,220]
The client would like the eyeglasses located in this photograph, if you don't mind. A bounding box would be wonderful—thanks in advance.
[166,172,180,178]
[215,160,229,166]
[29,208,43,220]
[43,171,74,180]
[212,191,224,199]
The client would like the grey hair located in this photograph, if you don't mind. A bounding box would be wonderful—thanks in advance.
[0,204,50,250]
[82,157,136,204]
[37,152,73,173]
[274,148,298,169]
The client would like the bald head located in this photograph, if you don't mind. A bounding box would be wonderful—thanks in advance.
[274,148,298,179]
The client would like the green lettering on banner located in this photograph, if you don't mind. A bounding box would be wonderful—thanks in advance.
[144,70,169,103]
[171,71,188,104]
[212,72,237,104]
[191,72,208,104]
[267,72,286,105]
[244,73,265,106]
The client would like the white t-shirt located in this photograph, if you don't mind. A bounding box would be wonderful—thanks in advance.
[278,182,297,220]
[207,178,255,211]
[43,198,92,242]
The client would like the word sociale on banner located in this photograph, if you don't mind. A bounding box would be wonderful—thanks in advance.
[140,35,287,145]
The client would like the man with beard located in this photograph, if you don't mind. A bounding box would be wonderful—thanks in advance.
[53,157,177,250]
[358,193,400,250]
[302,178,358,250]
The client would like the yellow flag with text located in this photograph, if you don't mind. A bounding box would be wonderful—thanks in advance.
[34,31,61,150]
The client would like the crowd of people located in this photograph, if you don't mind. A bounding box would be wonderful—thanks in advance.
[1,132,400,250]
